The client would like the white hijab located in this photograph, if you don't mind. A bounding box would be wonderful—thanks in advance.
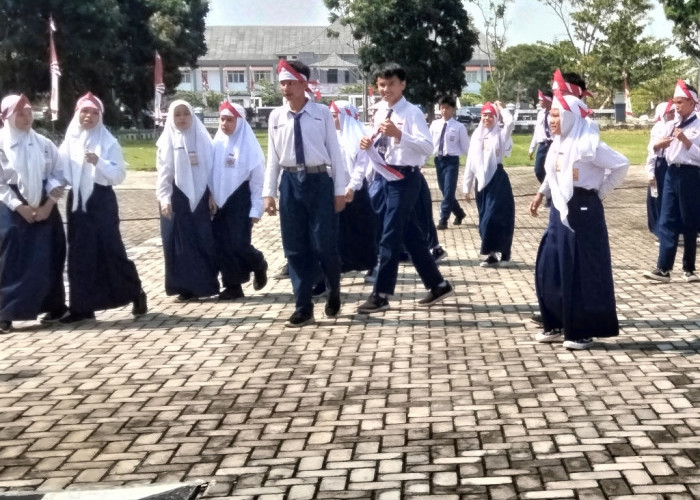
[156,100,212,211]
[465,105,512,192]
[544,93,600,229]
[210,103,265,207]
[63,93,118,211]
[0,95,44,208]
[332,100,370,177]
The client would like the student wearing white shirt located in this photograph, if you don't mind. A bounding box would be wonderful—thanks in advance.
[643,80,700,283]
[644,100,674,237]
[528,90,553,184]
[263,60,348,327]
[529,91,629,350]
[357,63,453,313]
[430,95,469,229]
[0,94,67,334]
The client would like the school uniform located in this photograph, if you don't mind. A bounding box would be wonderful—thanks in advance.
[536,93,628,343]
[263,98,347,317]
[463,104,516,263]
[430,116,469,224]
[0,97,67,326]
[156,100,218,299]
[644,102,672,237]
[59,93,146,321]
[210,103,267,296]
[528,107,553,183]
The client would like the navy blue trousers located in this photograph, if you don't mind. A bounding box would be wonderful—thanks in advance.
[534,141,551,184]
[213,181,266,289]
[67,185,141,314]
[338,181,378,272]
[475,165,515,260]
[373,170,443,295]
[161,185,219,298]
[435,155,465,223]
[416,173,440,250]
[535,188,619,340]
[279,170,340,315]
[657,165,700,272]
[646,157,667,236]
[0,186,66,321]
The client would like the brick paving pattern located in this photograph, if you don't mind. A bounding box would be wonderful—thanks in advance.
[1,165,699,499]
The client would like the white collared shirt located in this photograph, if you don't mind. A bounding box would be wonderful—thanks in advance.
[429,117,469,157]
[263,100,347,197]
[372,97,433,166]
[528,108,551,153]
[665,111,700,167]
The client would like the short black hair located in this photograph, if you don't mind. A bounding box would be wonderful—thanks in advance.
[287,60,310,80]
[540,90,553,99]
[438,95,457,108]
[686,83,698,94]
[372,62,406,83]
[562,72,587,92]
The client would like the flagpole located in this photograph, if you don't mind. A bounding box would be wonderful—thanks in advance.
[49,15,61,130]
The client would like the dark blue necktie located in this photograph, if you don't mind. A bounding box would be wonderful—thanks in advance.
[374,108,394,160]
[544,109,551,138]
[438,121,447,156]
[292,111,305,166]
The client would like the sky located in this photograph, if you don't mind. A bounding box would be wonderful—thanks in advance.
[206,0,677,48]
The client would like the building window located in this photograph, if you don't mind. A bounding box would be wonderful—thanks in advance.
[227,71,245,84]
[181,70,192,84]
[327,69,338,84]
[254,71,270,82]
[344,70,350,83]
[465,71,478,83]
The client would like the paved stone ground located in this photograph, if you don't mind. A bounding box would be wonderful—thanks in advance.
[1,164,700,500]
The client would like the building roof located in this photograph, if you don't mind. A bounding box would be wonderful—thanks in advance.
[310,52,356,69]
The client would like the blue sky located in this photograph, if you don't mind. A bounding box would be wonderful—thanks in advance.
[207,0,676,48]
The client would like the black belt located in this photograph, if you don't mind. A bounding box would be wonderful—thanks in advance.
[436,154,459,158]
[669,163,699,169]
[539,139,553,145]
[282,165,329,174]
[388,164,420,173]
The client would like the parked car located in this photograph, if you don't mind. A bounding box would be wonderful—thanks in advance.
[455,108,474,124]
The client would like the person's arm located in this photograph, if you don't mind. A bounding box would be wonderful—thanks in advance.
[388,108,433,157]
[155,146,174,217]
[595,143,630,200]
[458,122,470,156]
[43,140,67,200]
[324,108,349,199]
[263,111,282,215]
[0,155,23,211]
[91,142,126,185]
[248,156,265,221]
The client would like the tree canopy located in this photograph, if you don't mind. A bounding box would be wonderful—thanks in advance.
[324,0,479,112]
[0,0,208,128]
[661,0,700,61]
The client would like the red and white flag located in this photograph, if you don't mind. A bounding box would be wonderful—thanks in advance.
[154,51,165,125]
[201,70,209,107]
[623,70,633,117]
[49,16,60,121]
[249,68,255,94]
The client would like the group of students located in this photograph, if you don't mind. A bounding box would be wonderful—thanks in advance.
[0,92,147,334]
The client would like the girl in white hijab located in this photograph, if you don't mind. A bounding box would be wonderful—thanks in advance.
[58,92,147,323]
[529,91,629,350]
[156,100,218,301]
[0,94,67,333]
[645,100,674,237]
[208,101,267,300]
[462,101,515,267]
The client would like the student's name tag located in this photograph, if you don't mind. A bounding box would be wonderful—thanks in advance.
[225,153,236,167]
[188,151,199,166]
[572,168,579,181]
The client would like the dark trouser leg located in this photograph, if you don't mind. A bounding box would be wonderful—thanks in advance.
[657,168,682,271]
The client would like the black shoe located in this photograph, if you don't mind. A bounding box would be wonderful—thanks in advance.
[132,289,148,316]
[312,281,327,297]
[432,246,447,263]
[175,293,194,303]
[643,268,671,282]
[325,293,341,317]
[275,263,289,279]
[454,213,465,226]
[40,307,68,324]
[253,261,268,291]
[418,281,454,306]
[285,311,315,327]
[59,311,96,324]
[399,251,411,263]
[436,220,448,230]
[0,320,12,334]
[219,285,244,301]
[357,293,390,313]
[480,254,499,267]
[530,312,543,325]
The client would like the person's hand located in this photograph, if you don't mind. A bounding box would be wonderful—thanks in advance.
[250,217,260,226]
[529,193,544,217]
[334,195,346,213]
[494,100,504,109]
[208,195,218,216]
[16,204,35,223]
[344,187,355,203]
[654,137,673,151]
[380,119,401,141]
[648,177,657,188]
[359,136,372,150]
[672,128,691,149]
[264,196,277,216]
[84,150,98,165]
[160,203,172,219]
[528,151,534,161]
[33,202,54,222]
[49,186,65,200]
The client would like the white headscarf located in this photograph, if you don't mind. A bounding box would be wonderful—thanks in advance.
[156,100,212,211]
[464,102,512,192]
[0,95,44,208]
[210,102,265,208]
[62,92,118,211]
[544,93,600,229]
[331,100,370,176]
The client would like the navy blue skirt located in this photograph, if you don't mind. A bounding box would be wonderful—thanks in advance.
[0,186,66,321]
[67,185,142,314]
[646,156,667,236]
[535,188,619,340]
[475,165,515,260]
[338,182,378,272]
[212,181,266,288]
[160,185,219,297]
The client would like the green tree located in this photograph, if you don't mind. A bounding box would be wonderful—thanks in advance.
[469,0,513,99]
[324,0,479,113]
[661,0,700,61]
[256,79,282,106]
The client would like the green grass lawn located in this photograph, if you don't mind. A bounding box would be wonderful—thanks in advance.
[123,128,649,171]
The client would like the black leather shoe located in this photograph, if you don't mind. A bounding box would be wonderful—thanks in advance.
[418,281,454,306]
[219,285,244,301]
[0,320,12,334]
[132,289,148,316]
[325,293,341,317]
[40,307,69,324]
[357,293,390,313]
[285,311,314,327]
[59,311,96,324]
[454,213,466,226]
[436,220,448,230]
[253,261,268,291]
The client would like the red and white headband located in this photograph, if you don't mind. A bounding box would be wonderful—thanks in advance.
[219,101,243,119]
[674,80,698,103]
[537,90,552,103]
[277,59,307,82]
[552,69,593,99]
[76,92,104,113]
[0,94,31,120]
[481,102,497,116]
